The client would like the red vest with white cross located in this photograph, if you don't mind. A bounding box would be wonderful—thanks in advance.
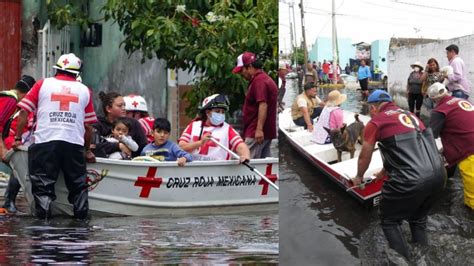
[18,76,97,145]
[178,120,243,161]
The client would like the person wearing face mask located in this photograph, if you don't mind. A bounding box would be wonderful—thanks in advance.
[178,94,250,162]
[407,61,424,117]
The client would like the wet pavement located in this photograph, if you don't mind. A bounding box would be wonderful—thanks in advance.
[279,78,474,265]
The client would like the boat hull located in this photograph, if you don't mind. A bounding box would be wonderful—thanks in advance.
[8,149,278,216]
[279,108,384,206]
[59,158,279,216]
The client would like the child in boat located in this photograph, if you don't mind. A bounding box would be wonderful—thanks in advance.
[105,117,139,160]
[141,118,192,166]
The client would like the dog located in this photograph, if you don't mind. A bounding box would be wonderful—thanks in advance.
[325,113,365,162]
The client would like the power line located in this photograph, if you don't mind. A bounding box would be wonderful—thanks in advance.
[391,0,473,14]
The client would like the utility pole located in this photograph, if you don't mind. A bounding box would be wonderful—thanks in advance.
[299,0,308,68]
[331,0,338,84]
[291,1,298,67]
[288,2,296,66]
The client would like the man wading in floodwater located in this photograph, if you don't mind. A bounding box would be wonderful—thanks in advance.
[14,53,97,219]
[352,90,446,258]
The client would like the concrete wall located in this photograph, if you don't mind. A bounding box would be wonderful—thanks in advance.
[371,39,389,75]
[21,0,44,78]
[77,1,167,119]
[387,34,474,104]
[309,37,354,67]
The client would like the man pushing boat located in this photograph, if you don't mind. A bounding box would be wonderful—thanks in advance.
[13,53,97,220]
[352,90,446,258]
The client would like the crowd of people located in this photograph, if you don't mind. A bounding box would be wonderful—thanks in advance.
[288,43,472,259]
[0,51,278,219]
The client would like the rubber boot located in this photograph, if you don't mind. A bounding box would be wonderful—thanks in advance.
[415,111,421,118]
[382,225,410,258]
[409,222,428,245]
[2,176,21,213]
[34,195,52,220]
[67,174,89,219]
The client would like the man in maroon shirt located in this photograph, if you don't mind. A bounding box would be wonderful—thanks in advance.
[428,82,474,209]
[353,90,445,258]
[232,52,277,159]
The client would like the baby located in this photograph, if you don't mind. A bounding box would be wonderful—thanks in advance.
[106,117,138,160]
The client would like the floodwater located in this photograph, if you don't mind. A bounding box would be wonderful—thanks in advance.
[0,148,278,264]
[279,78,474,265]
[0,210,278,264]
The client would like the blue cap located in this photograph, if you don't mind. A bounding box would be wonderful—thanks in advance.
[367,90,392,103]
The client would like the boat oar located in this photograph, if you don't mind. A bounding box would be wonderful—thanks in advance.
[209,137,279,191]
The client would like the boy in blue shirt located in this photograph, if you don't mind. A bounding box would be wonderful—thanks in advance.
[141,118,192,166]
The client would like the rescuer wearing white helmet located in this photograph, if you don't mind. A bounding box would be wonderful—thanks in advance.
[123,94,155,143]
[14,53,97,219]
[178,94,250,162]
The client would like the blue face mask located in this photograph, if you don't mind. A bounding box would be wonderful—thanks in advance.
[209,112,225,125]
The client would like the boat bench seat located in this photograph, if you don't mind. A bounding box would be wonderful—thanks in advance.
[305,142,335,156]
[331,150,384,179]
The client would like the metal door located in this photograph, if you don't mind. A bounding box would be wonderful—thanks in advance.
[0,0,22,90]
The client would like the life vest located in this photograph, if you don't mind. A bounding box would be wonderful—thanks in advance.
[178,120,243,161]
[17,77,96,145]
[291,93,316,120]
[369,103,445,191]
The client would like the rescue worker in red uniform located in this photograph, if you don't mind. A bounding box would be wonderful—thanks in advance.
[123,94,155,143]
[0,75,36,213]
[353,90,446,258]
[428,82,474,209]
[14,53,97,219]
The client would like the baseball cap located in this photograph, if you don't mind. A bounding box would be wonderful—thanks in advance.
[427,82,448,100]
[367,90,392,103]
[232,52,256,73]
[304,82,316,90]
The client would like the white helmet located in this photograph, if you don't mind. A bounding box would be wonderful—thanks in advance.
[52,53,82,75]
[124,94,148,112]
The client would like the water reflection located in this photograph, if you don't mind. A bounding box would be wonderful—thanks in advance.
[0,212,278,264]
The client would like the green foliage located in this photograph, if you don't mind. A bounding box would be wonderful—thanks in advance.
[47,0,278,117]
[290,47,305,66]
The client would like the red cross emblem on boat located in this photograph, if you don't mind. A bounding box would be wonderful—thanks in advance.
[259,164,278,195]
[134,167,162,198]
[192,133,218,155]
[51,86,79,111]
